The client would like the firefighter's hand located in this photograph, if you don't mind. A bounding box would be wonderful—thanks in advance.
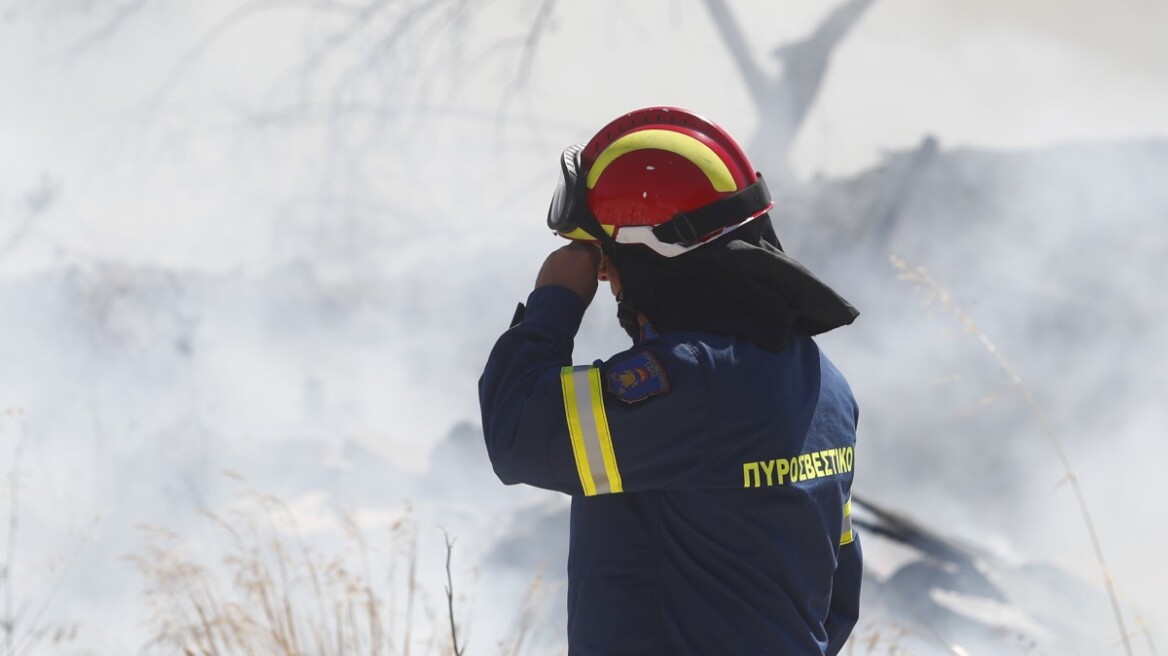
[535,242,602,305]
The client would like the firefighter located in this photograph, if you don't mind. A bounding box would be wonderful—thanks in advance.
[479,107,861,655]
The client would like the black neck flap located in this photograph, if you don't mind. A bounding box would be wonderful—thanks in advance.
[608,215,858,351]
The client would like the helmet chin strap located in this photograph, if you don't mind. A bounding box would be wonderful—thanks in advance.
[598,240,644,343]
[615,291,641,342]
[600,241,645,342]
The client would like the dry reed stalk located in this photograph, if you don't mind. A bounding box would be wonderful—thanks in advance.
[891,255,1133,656]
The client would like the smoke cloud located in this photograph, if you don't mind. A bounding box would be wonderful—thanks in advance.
[1,1,1164,652]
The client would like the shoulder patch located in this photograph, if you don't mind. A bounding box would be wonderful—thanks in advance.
[605,351,670,404]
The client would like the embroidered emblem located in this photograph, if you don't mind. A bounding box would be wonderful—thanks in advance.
[605,351,670,403]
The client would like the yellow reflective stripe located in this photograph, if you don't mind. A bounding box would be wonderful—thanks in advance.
[840,497,854,546]
[587,129,738,192]
[561,366,597,496]
[560,366,622,496]
[586,367,623,493]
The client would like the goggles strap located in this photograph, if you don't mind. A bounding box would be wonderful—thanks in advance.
[555,145,623,249]
[575,203,620,248]
[650,174,772,247]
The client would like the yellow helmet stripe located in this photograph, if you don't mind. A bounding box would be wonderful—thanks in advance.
[587,129,738,193]
[559,225,615,241]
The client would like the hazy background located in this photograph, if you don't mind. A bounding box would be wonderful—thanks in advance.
[2,0,1166,653]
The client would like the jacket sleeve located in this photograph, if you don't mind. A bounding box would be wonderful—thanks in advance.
[478,285,587,494]
[825,527,862,655]
[478,285,713,496]
[824,402,863,654]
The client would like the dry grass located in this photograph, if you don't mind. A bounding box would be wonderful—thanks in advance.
[131,480,552,656]
[133,487,441,655]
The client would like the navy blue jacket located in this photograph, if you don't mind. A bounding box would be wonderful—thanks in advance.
[479,286,861,655]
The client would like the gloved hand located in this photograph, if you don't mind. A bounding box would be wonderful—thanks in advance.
[535,242,602,305]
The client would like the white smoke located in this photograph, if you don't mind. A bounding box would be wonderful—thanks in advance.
[1,1,1165,653]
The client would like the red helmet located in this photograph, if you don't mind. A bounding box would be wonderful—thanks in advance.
[547,107,772,257]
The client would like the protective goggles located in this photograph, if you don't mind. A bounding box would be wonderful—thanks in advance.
[546,144,601,237]
[546,145,773,257]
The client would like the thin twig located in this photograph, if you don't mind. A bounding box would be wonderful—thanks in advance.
[891,256,1133,656]
[440,528,464,656]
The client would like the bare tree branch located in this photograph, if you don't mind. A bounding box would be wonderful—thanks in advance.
[700,0,771,111]
[0,175,60,261]
[772,0,877,146]
[700,0,878,176]
[64,0,152,58]
[294,0,397,105]
[147,0,369,114]
[511,0,558,90]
